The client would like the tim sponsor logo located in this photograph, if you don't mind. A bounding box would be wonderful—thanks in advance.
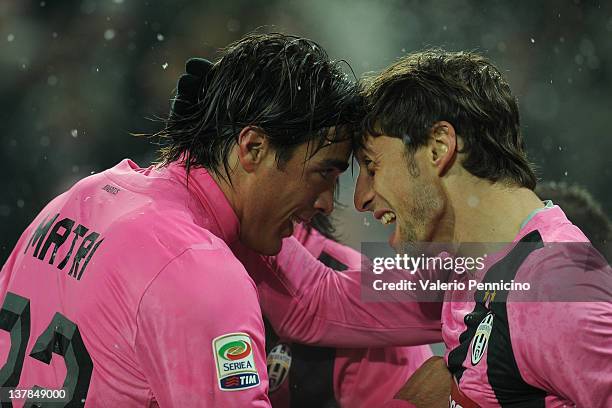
[220,373,260,390]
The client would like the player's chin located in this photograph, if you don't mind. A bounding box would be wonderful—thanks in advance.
[389,222,403,251]
[261,237,283,256]
[250,230,283,255]
[241,227,283,255]
[264,223,294,255]
[266,222,294,255]
[392,226,417,254]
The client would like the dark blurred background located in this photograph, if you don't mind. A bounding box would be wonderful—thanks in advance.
[1,0,611,260]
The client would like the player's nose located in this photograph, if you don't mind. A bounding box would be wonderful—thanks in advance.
[354,174,374,212]
[314,189,334,216]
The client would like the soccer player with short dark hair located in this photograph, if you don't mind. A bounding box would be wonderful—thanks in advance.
[0,33,361,406]
[244,50,612,407]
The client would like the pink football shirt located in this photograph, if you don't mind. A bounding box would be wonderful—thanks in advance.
[255,223,432,407]
[250,206,612,407]
[0,160,270,407]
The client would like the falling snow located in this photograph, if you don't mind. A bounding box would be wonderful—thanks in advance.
[227,19,240,32]
[1,1,610,261]
[104,29,116,40]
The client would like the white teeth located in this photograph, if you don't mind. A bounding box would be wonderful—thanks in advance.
[380,212,396,225]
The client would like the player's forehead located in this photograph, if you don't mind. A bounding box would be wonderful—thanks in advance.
[355,134,379,160]
[305,139,351,170]
[357,134,406,160]
[298,127,353,168]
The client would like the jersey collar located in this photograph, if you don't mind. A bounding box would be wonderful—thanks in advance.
[166,162,240,244]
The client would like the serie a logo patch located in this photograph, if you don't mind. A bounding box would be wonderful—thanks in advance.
[470,312,494,366]
[213,332,260,391]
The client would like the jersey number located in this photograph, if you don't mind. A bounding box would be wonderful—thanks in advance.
[0,292,93,407]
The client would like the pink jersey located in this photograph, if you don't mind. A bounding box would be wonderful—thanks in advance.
[0,159,270,407]
[248,206,612,407]
[255,223,432,408]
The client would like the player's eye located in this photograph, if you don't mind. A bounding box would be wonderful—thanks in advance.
[363,159,375,177]
[319,169,335,181]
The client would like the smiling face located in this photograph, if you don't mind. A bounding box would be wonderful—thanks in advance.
[354,135,445,251]
[239,136,351,255]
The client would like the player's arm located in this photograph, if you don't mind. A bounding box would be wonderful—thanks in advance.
[511,250,612,406]
[234,236,443,348]
[294,225,438,407]
[134,247,270,407]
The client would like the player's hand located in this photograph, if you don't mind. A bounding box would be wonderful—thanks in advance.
[394,356,451,408]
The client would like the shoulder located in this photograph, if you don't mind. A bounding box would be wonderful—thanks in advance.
[136,242,259,323]
[149,238,254,291]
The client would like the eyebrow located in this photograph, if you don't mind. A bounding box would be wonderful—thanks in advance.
[319,159,350,172]
[356,145,374,159]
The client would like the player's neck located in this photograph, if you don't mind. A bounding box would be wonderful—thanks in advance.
[209,170,244,222]
[447,176,544,244]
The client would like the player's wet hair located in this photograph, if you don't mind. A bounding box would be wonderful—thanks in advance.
[154,32,362,181]
[361,49,536,189]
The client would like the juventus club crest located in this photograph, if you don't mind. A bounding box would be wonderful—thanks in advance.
[470,312,494,366]
[267,343,292,392]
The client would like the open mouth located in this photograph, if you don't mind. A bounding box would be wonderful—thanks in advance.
[374,208,400,248]
[280,214,309,238]
[380,212,396,225]
[374,209,397,225]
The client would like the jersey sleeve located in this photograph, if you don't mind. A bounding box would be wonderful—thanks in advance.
[510,248,612,406]
[134,246,270,407]
[234,236,443,348]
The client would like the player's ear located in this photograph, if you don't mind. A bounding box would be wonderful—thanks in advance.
[236,127,270,173]
[428,121,457,176]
